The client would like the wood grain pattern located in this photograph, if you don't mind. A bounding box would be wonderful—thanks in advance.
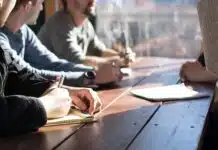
[0,125,82,150]
[126,64,214,150]
[127,99,212,150]
[0,57,212,150]
[55,105,159,150]
[0,58,150,150]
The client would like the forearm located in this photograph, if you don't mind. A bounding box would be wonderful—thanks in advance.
[0,95,47,136]
[102,49,119,57]
[84,56,107,67]
[8,54,89,87]
[13,57,88,87]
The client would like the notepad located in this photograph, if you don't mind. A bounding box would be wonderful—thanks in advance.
[45,109,96,127]
[131,84,210,102]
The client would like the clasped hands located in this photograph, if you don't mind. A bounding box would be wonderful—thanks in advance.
[119,47,136,67]
[39,80,102,119]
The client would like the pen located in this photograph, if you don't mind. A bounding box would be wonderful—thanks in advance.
[176,78,184,84]
[121,31,129,66]
[176,78,181,84]
[58,76,65,88]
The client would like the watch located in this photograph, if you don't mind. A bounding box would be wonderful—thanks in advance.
[83,70,96,86]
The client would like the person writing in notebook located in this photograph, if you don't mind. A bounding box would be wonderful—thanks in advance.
[179,41,217,83]
[0,0,101,136]
[38,0,136,68]
[0,0,123,87]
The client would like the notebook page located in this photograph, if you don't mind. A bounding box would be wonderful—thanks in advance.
[45,109,95,126]
[131,84,210,101]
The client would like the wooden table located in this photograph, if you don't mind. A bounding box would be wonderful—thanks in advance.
[0,57,214,150]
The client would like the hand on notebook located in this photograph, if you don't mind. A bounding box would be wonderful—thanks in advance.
[68,88,102,115]
[39,88,71,119]
[180,61,217,83]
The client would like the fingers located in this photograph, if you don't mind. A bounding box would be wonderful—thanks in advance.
[180,62,190,81]
[111,61,123,81]
[125,51,136,60]
[86,89,102,115]
[179,61,196,82]
[123,48,136,63]
[71,95,88,111]
[83,89,102,115]
[71,88,102,115]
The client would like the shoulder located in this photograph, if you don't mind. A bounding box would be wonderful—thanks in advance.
[19,24,35,36]
[85,20,96,38]
[40,10,76,36]
[86,20,95,32]
[20,24,37,39]
[0,27,11,42]
[45,10,73,29]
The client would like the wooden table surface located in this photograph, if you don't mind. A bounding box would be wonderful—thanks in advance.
[0,57,214,150]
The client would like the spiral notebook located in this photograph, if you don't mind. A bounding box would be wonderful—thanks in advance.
[131,84,210,102]
[45,109,96,127]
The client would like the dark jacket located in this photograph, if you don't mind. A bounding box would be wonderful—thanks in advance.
[0,47,52,136]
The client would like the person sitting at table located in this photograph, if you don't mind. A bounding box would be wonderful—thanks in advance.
[180,41,217,83]
[0,0,123,88]
[37,0,136,68]
[0,0,102,136]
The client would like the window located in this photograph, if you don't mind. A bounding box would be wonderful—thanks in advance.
[96,0,200,58]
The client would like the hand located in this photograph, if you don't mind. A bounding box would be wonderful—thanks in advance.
[180,61,216,82]
[68,88,102,115]
[95,61,123,85]
[39,88,71,119]
[120,47,136,67]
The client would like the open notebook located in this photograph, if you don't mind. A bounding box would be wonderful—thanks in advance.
[131,84,210,102]
[45,109,96,127]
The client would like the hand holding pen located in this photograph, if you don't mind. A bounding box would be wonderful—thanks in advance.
[57,76,102,115]
[120,32,136,67]
[57,76,65,88]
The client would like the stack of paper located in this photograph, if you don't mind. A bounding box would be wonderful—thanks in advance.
[131,84,210,102]
[45,109,96,127]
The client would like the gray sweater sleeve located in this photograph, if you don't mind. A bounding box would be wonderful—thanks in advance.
[87,34,107,57]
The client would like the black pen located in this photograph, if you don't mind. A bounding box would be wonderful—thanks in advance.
[58,76,65,88]
[176,78,185,84]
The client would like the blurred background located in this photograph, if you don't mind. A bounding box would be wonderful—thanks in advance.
[31,0,201,59]
[95,0,201,59]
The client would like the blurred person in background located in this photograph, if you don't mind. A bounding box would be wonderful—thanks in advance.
[0,0,123,87]
[38,0,136,68]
